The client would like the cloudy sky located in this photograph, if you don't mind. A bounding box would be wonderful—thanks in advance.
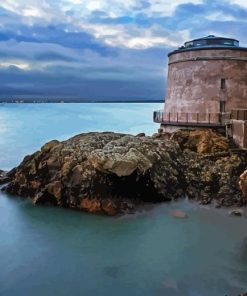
[0,0,246,100]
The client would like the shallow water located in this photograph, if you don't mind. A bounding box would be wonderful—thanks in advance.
[0,103,247,296]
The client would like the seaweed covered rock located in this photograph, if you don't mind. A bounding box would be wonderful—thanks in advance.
[185,153,246,206]
[4,132,185,215]
[170,129,229,153]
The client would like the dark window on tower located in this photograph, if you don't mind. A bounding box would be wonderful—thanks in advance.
[220,101,226,113]
[221,78,226,89]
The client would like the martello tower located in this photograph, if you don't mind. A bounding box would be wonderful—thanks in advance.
[154,35,247,146]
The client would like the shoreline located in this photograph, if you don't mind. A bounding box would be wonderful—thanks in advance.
[1,185,246,219]
[1,129,247,216]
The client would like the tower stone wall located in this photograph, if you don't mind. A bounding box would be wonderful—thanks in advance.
[165,48,247,115]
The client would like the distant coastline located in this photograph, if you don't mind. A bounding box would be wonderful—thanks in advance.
[0,98,163,104]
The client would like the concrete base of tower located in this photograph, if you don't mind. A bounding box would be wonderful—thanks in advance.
[159,125,184,134]
[159,124,227,135]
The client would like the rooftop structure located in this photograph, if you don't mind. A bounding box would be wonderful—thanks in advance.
[169,35,241,56]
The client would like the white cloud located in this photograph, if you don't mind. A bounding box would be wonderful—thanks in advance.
[228,0,247,8]
[0,0,55,22]
[0,61,31,70]
[66,0,82,4]
[0,0,202,50]
[79,23,190,49]
[124,37,179,49]
[142,0,203,16]
[0,0,204,22]
[22,7,46,18]
[206,11,236,21]
[86,0,203,17]
[64,0,204,18]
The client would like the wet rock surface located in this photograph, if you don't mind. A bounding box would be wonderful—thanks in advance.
[0,170,10,185]
[229,209,243,217]
[169,129,229,154]
[184,152,246,207]
[170,210,188,218]
[2,130,247,215]
[2,132,185,215]
[239,170,247,203]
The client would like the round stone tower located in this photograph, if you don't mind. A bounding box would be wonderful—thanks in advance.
[165,35,247,114]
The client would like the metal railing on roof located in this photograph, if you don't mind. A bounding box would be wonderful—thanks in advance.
[153,110,231,126]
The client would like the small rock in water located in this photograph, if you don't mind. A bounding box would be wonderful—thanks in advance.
[171,210,188,219]
[229,209,243,217]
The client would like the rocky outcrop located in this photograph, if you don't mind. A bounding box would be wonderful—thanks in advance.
[2,130,247,215]
[185,152,246,207]
[3,132,185,215]
[169,129,229,153]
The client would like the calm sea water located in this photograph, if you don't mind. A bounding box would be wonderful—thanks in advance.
[0,103,247,296]
[0,103,161,170]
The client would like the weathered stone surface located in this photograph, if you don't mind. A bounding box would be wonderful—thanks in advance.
[80,198,102,214]
[165,48,247,116]
[185,152,246,207]
[239,170,247,203]
[3,130,247,215]
[136,133,145,137]
[3,132,185,215]
[170,129,229,153]
[79,198,122,216]
[41,140,60,153]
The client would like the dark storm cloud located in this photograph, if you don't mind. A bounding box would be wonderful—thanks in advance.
[0,0,246,100]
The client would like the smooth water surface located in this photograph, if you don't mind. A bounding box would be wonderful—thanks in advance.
[0,103,161,170]
[0,103,247,296]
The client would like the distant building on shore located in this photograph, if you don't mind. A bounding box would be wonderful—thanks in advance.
[154,35,247,147]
